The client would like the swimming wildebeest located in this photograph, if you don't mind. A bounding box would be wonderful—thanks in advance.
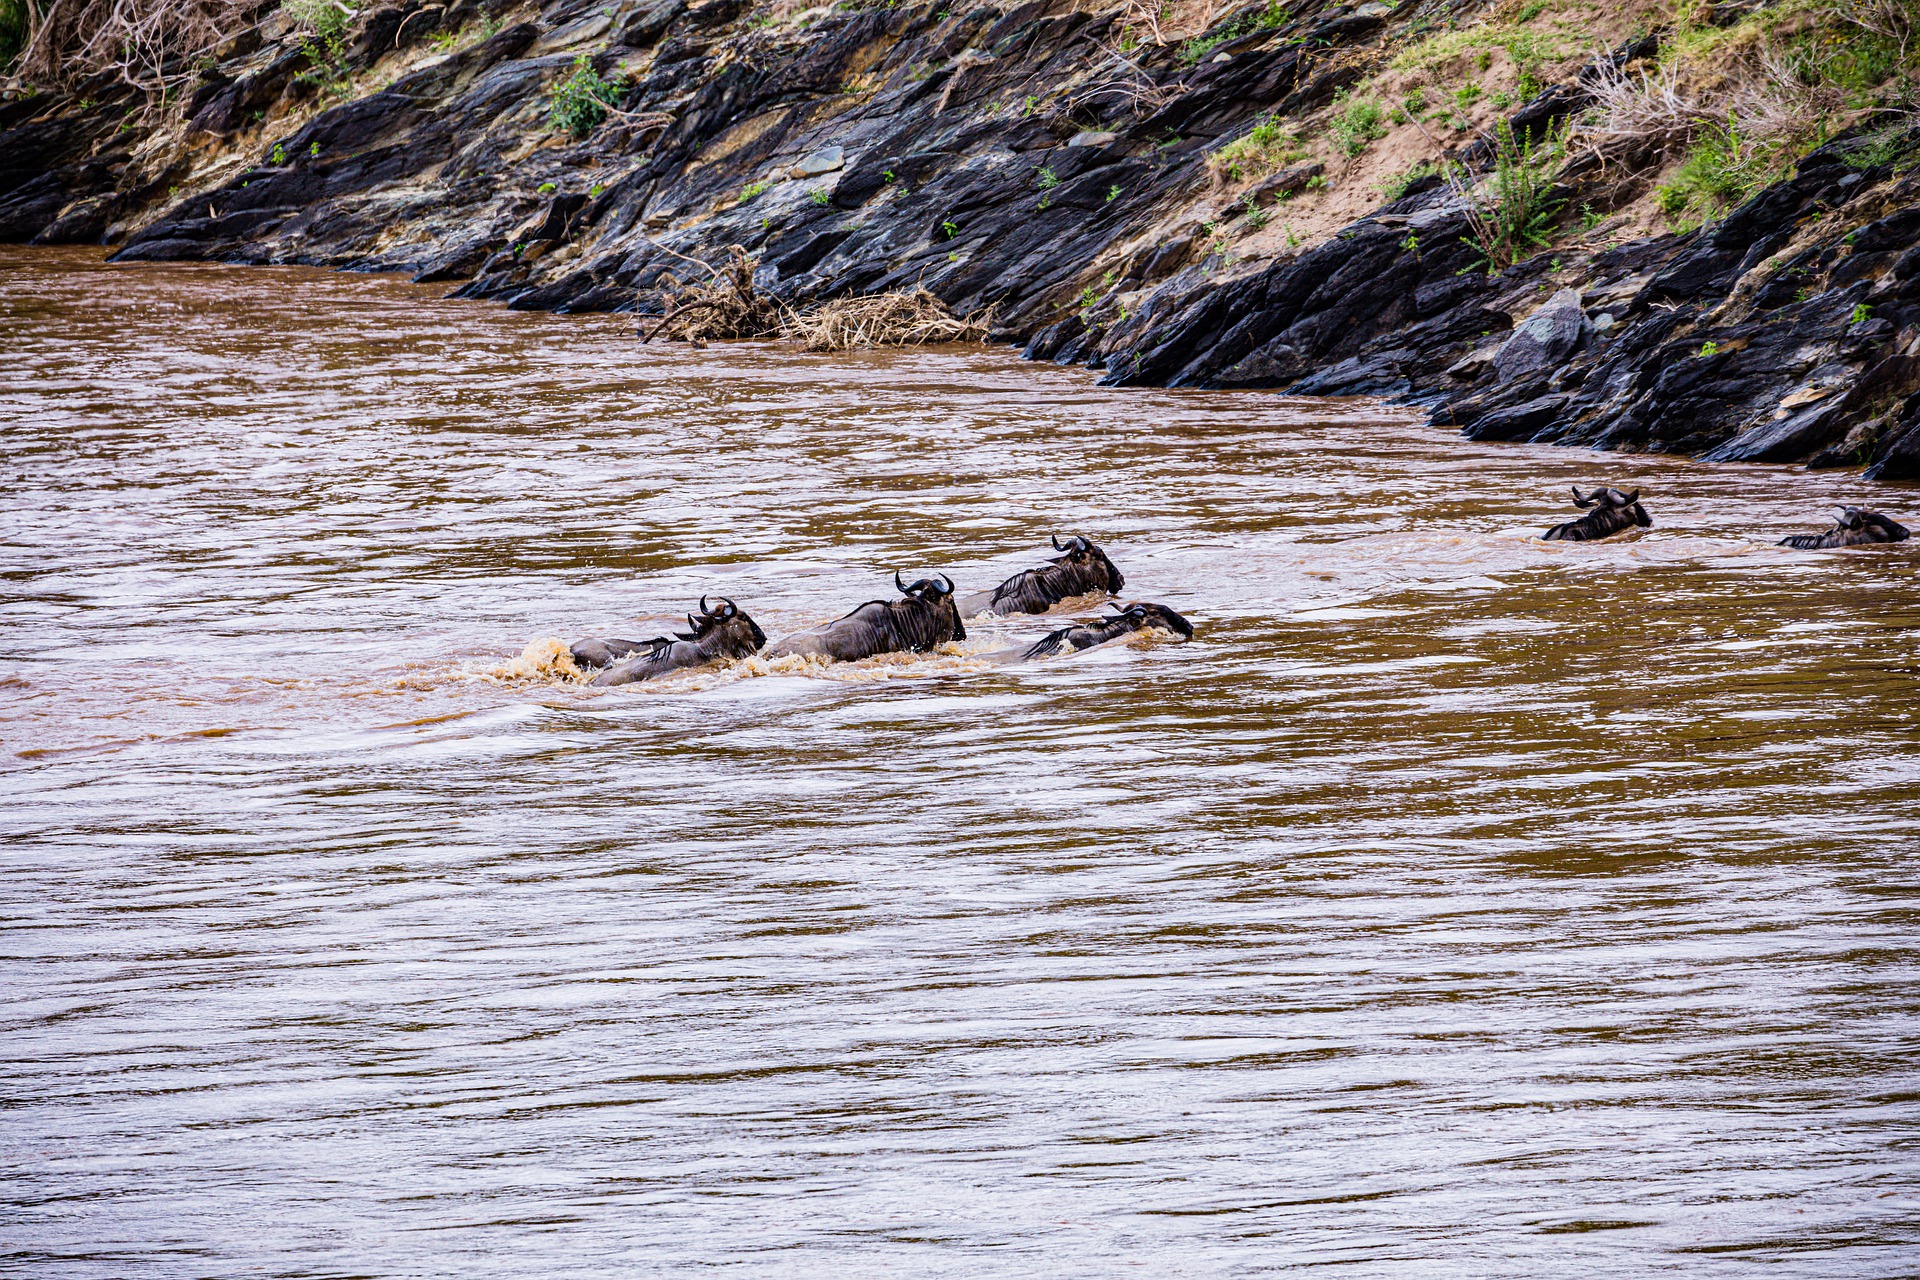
[572,596,767,687]
[765,573,966,662]
[1020,602,1195,659]
[1541,486,1652,542]
[965,535,1126,616]
[1778,505,1910,549]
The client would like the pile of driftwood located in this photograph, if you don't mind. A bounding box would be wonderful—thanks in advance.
[794,289,991,351]
[640,245,989,351]
[642,246,789,343]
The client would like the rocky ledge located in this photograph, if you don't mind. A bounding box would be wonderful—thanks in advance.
[4,0,1919,479]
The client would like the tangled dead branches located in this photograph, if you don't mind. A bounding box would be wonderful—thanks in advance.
[9,0,263,94]
[641,245,791,342]
[639,245,991,350]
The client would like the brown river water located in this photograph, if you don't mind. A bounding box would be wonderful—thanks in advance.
[3,246,1919,1276]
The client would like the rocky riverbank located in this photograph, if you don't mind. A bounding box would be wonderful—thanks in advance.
[5,0,1919,478]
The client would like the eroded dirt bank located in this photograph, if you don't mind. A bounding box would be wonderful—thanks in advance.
[5,0,1919,478]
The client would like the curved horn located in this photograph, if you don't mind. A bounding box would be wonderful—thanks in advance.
[1619,489,1639,505]
[717,597,737,617]
[1051,534,1067,550]
[699,594,712,616]
[687,613,703,632]
[936,574,955,596]
[1073,535,1090,552]
[895,570,909,594]
[1571,486,1597,508]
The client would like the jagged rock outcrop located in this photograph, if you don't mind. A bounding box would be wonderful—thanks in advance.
[4,0,1920,479]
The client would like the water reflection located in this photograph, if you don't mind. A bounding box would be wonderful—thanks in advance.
[2,248,1918,1276]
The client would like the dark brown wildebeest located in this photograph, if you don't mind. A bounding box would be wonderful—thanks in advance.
[1020,602,1195,660]
[765,573,965,662]
[1778,506,1910,549]
[572,596,767,687]
[963,535,1126,617]
[1542,486,1652,541]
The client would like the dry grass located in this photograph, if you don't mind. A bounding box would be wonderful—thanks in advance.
[789,289,991,351]
[641,246,990,349]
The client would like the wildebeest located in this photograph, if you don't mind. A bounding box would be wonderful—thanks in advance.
[964,535,1126,616]
[1020,602,1195,659]
[573,596,767,687]
[1778,505,1910,549]
[765,573,966,662]
[1542,486,1652,541]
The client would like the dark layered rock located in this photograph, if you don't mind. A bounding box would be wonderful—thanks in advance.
[5,0,1920,480]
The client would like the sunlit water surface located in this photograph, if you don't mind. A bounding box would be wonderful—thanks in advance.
[3,247,1919,1277]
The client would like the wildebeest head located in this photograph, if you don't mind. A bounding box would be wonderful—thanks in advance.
[1543,485,1653,541]
[1050,534,1126,594]
[1103,600,1195,640]
[1830,505,1908,539]
[896,571,965,642]
[1571,485,1639,510]
[686,595,768,652]
[1779,505,1912,549]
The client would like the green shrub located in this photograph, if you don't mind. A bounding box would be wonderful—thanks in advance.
[289,0,355,98]
[1656,114,1781,225]
[1851,302,1872,324]
[0,0,27,73]
[549,55,623,139]
[1452,117,1565,271]
[1330,94,1387,157]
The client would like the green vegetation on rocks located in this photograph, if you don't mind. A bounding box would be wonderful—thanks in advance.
[549,55,624,139]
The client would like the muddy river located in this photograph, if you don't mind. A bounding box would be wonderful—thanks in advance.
[3,246,1918,1276]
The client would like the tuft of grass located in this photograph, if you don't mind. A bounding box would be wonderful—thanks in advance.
[1698,341,1719,357]
[1179,0,1289,65]
[1330,93,1387,157]
[549,55,624,139]
[1378,161,1437,201]
[1851,302,1873,324]
[1655,112,1784,226]
[811,188,831,205]
[1209,114,1306,181]
[738,179,770,204]
[1391,23,1572,79]
[1840,123,1920,172]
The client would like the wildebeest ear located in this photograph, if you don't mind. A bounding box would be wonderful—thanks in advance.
[1837,505,1862,526]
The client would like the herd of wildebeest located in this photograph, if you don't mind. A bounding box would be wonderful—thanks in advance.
[567,491,1911,688]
